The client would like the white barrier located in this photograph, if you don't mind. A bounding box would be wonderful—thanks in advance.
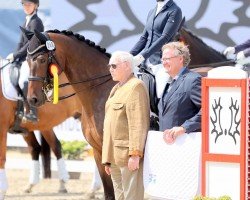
[144,131,201,200]
[201,66,248,200]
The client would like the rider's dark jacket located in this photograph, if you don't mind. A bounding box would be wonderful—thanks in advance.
[14,13,44,62]
[130,0,182,65]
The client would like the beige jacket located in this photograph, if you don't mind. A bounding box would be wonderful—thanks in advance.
[102,77,150,167]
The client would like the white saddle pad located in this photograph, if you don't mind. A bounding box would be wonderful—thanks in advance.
[143,131,201,200]
[0,59,29,101]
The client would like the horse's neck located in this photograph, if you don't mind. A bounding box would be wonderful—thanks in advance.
[183,29,227,64]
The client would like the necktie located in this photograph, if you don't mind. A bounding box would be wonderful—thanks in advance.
[162,78,175,101]
[167,79,176,92]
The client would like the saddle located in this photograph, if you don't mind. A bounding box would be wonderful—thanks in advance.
[137,66,159,115]
[137,65,159,130]
[8,62,29,134]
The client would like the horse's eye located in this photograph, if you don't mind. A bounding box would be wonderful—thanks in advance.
[40,58,46,63]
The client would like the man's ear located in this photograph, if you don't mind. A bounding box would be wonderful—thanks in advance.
[179,55,184,64]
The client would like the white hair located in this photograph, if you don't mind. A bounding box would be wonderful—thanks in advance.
[110,51,138,70]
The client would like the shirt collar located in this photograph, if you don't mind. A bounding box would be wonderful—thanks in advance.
[25,12,36,26]
[173,66,187,80]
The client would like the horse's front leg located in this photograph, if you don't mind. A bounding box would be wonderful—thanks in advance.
[40,129,69,193]
[22,131,41,193]
[0,128,8,200]
[93,149,115,200]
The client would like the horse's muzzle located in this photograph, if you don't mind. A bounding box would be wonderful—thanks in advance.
[28,94,46,107]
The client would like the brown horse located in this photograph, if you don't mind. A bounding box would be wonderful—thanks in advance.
[24,27,234,199]
[25,29,115,200]
[0,66,82,198]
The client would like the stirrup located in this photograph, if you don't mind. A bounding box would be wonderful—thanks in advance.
[24,113,38,122]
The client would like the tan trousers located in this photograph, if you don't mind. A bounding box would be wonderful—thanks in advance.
[110,162,144,200]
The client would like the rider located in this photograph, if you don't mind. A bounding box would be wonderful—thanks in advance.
[6,0,44,122]
[223,39,250,66]
[131,0,182,99]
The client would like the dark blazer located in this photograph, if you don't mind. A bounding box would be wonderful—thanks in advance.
[130,0,182,65]
[14,13,44,62]
[235,39,250,57]
[158,68,201,133]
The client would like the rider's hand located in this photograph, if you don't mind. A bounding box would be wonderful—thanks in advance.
[133,55,145,68]
[236,51,250,65]
[223,47,235,57]
[6,53,14,63]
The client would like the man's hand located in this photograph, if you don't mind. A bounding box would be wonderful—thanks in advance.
[128,155,140,171]
[105,166,111,175]
[133,55,145,68]
[163,126,186,144]
[223,47,235,57]
[6,53,14,63]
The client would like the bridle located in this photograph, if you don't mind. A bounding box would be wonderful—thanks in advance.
[27,33,112,101]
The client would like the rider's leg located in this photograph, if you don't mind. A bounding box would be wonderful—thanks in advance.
[22,81,38,122]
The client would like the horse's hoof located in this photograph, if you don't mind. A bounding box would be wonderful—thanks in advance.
[24,187,32,193]
[24,185,34,193]
[0,190,6,200]
[86,191,95,199]
[58,189,67,193]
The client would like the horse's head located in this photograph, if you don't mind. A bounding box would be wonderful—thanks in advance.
[23,28,58,107]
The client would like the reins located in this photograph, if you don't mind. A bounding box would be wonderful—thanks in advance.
[58,74,112,101]
[189,60,236,69]
[0,60,10,70]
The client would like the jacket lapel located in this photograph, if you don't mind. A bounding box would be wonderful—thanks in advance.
[162,68,189,112]
[26,14,37,28]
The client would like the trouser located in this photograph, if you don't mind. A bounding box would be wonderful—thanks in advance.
[110,162,144,200]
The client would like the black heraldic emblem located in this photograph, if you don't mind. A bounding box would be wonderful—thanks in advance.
[210,97,240,145]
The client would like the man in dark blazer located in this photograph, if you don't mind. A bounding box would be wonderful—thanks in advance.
[158,41,201,143]
[130,0,182,66]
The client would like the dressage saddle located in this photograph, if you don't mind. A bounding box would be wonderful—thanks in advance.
[137,65,159,130]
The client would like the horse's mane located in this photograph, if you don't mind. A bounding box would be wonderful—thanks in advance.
[47,29,111,58]
[182,27,227,59]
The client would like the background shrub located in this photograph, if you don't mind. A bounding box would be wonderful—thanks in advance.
[60,140,88,160]
[193,195,231,200]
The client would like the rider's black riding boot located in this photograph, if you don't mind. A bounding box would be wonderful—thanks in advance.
[22,81,38,122]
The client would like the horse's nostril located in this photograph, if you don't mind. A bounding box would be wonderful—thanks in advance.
[29,97,38,106]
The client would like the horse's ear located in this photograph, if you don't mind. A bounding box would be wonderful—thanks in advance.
[34,29,48,43]
[19,26,34,40]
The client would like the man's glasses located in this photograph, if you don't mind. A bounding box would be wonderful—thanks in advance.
[161,55,179,63]
[107,61,127,69]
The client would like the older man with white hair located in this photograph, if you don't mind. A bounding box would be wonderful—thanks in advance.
[102,51,150,200]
